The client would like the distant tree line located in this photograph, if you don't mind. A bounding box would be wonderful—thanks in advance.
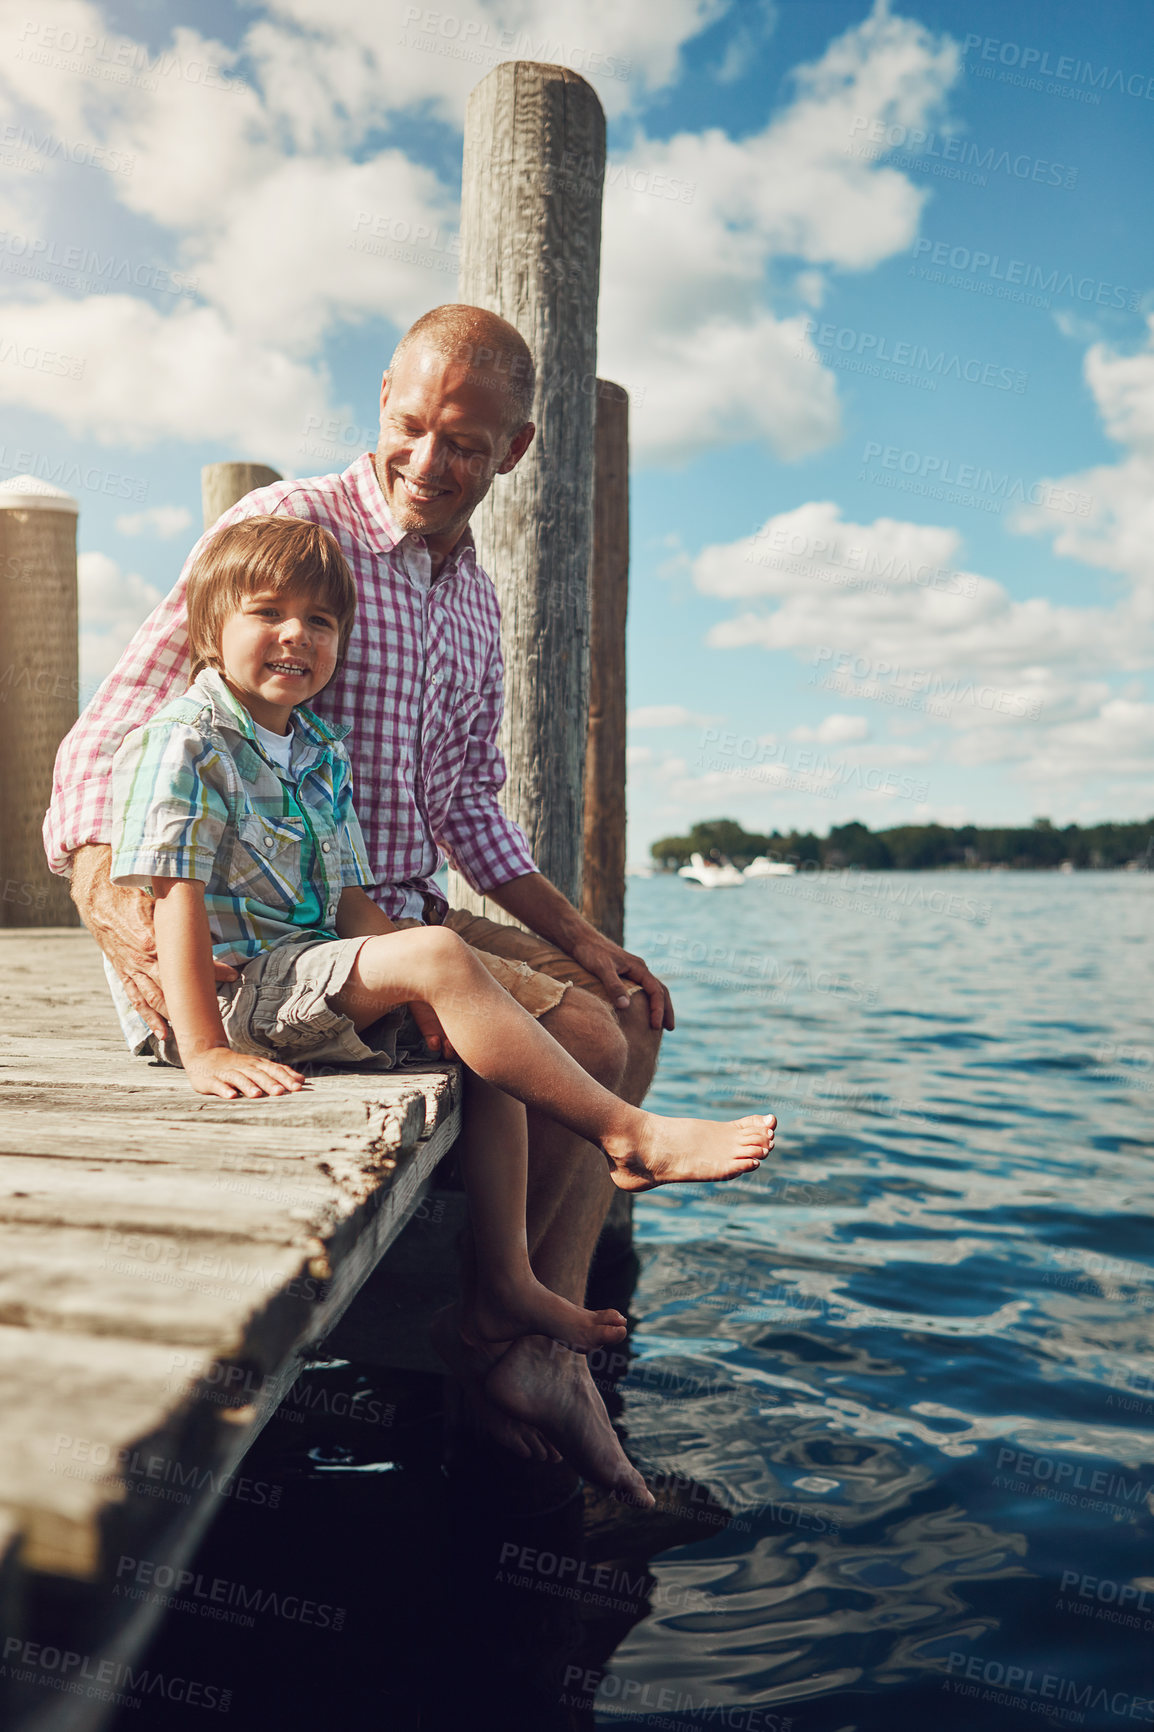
[649,817,1154,871]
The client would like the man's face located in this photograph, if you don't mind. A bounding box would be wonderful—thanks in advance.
[375,343,533,553]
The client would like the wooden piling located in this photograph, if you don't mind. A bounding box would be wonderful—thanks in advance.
[448,61,606,916]
[201,462,282,531]
[582,382,629,947]
[0,476,79,928]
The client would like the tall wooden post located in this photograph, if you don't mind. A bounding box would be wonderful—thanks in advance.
[582,389,634,1292]
[582,383,629,946]
[201,462,281,531]
[448,61,606,917]
[0,476,79,926]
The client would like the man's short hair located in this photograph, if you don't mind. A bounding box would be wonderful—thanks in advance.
[186,516,358,679]
[390,304,536,430]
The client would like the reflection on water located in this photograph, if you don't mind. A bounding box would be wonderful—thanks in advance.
[110,874,1153,1732]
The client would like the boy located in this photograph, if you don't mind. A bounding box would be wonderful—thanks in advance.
[109,518,774,1390]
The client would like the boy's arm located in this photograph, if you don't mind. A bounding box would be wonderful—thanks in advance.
[152,879,303,1099]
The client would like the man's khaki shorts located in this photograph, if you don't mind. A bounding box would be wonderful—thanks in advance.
[441,908,645,1020]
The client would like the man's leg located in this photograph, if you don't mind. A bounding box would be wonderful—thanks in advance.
[437,910,664,1500]
[478,987,662,1503]
[527,988,661,1298]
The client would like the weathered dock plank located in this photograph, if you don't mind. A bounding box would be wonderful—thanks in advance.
[0,929,461,1732]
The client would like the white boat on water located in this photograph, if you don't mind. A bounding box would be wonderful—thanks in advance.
[743,856,798,878]
[678,851,746,888]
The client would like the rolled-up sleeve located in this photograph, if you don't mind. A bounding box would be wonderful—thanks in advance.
[43,583,193,875]
[435,637,538,893]
[110,723,230,889]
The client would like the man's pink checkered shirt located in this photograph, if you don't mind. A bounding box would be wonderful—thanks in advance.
[44,453,539,916]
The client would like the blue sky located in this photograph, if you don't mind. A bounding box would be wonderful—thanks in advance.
[2,0,1151,857]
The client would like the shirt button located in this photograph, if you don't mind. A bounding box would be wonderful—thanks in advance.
[263,836,275,851]
[322,842,332,853]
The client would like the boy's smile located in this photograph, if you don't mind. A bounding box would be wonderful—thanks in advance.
[218,587,340,733]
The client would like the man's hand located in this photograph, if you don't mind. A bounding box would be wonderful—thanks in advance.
[567,932,675,1031]
[70,844,237,1039]
[484,871,675,1031]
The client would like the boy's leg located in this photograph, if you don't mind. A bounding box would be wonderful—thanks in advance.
[332,928,773,1188]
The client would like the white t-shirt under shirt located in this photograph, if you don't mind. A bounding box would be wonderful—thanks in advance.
[253,718,294,773]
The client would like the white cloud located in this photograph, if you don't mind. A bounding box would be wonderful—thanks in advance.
[697,500,1140,689]
[628,703,720,728]
[115,505,193,538]
[252,0,727,127]
[0,295,339,465]
[599,0,960,461]
[0,0,962,471]
[688,480,1154,815]
[187,152,460,347]
[79,550,165,687]
[791,714,869,743]
[1016,321,1154,626]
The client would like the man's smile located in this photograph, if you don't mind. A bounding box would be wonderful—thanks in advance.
[397,473,451,502]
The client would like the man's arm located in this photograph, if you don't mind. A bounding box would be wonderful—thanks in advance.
[72,844,168,1037]
[152,879,302,1099]
[483,871,675,1031]
[432,628,672,1028]
[71,845,238,1039]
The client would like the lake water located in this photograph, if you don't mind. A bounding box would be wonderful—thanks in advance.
[110,871,1153,1731]
[611,870,1154,1732]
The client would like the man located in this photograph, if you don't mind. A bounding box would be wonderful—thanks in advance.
[45,303,672,1503]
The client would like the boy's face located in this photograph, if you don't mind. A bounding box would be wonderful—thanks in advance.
[217,586,340,733]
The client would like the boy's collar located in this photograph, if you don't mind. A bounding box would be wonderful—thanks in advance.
[190,666,351,746]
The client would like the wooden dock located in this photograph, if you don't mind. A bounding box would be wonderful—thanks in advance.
[0,928,460,1732]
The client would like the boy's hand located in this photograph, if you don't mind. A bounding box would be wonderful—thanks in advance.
[182,1047,306,1100]
[409,1000,456,1061]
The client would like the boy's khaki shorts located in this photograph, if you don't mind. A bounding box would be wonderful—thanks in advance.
[152,912,643,1070]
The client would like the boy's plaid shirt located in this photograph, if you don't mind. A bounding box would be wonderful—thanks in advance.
[44,453,539,915]
[110,667,374,961]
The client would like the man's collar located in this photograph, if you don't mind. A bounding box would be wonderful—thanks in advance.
[344,450,478,576]
[190,667,351,747]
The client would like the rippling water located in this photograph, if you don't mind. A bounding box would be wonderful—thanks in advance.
[112,871,1152,1732]
[609,870,1154,1731]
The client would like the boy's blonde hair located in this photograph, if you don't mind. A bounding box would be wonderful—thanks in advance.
[186,516,358,680]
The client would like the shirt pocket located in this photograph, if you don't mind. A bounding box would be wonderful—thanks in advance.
[227,812,309,907]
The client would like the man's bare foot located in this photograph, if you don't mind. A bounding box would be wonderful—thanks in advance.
[430,1305,560,1463]
[601,1111,776,1192]
[462,1278,627,1356]
[485,1334,654,1507]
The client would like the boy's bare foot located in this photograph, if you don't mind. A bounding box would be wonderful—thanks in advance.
[462,1280,627,1356]
[430,1306,561,1463]
[485,1335,654,1508]
[602,1112,776,1192]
